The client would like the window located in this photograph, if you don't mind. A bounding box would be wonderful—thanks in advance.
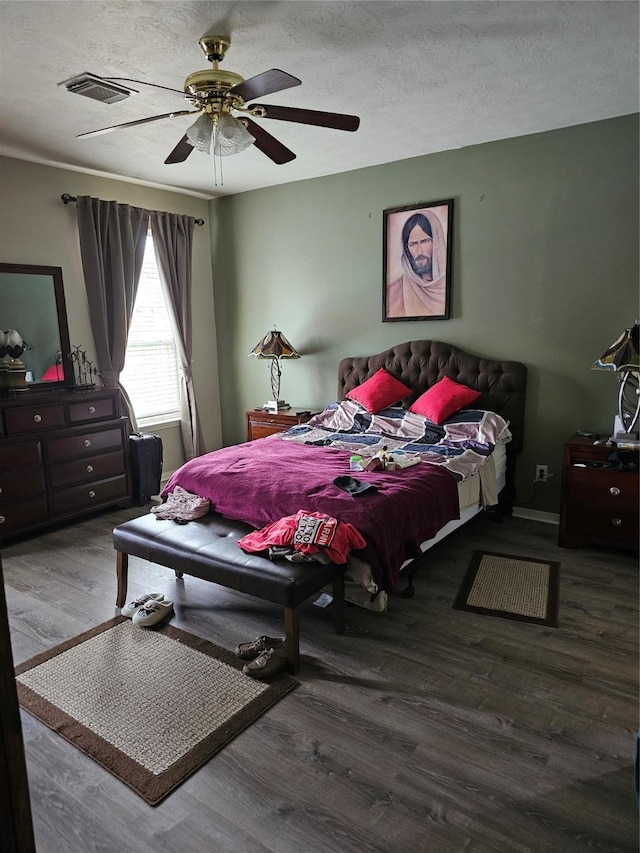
[121,232,181,425]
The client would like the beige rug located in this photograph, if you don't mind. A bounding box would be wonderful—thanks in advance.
[16,617,297,805]
[453,550,559,627]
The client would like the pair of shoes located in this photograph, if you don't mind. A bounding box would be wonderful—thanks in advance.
[235,635,286,660]
[121,592,164,619]
[242,646,289,679]
[132,598,174,627]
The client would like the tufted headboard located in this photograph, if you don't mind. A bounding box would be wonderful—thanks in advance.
[338,340,527,500]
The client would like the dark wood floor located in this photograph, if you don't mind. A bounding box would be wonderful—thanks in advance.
[3,506,638,853]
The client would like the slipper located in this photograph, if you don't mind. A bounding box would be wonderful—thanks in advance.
[121,592,164,619]
[333,475,378,496]
[132,598,174,627]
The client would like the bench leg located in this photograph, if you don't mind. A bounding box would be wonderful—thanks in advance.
[284,606,300,673]
[332,572,345,635]
[116,551,128,608]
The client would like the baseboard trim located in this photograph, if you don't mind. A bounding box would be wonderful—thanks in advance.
[513,507,559,525]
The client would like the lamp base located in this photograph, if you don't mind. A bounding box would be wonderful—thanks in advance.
[264,400,291,413]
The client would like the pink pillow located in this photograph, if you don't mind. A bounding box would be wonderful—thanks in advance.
[409,376,481,424]
[346,367,412,413]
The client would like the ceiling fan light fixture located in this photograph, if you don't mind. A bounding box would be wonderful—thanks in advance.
[213,113,254,156]
[186,113,213,152]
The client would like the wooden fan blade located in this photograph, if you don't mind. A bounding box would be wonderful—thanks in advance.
[244,118,296,165]
[164,135,194,164]
[106,77,187,97]
[249,104,360,132]
[77,110,196,139]
[229,69,301,102]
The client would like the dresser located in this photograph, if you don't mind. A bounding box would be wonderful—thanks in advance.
[245,407,319,441]
[558,433,639,551]
[0,388,132,540]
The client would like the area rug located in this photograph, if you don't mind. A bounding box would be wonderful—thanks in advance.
[15,617,297,805]
[453,550,559,627]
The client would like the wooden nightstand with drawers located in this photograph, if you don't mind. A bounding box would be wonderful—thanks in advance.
[245,407,319,442]
[558,433,639,551]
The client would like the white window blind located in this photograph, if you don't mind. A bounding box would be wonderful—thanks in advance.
[121,233,181,425]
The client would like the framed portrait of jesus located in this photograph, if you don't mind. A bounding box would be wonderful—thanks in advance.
[382,199,453,321]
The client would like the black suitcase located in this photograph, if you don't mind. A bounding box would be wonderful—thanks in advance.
[129,433,163,505]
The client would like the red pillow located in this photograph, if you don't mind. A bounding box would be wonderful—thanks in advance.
[409,376,481,424]
[346,367,412,414]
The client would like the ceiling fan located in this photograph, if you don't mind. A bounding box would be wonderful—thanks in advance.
[66,32,360,166]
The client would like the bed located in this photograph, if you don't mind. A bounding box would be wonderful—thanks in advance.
[160,340,527,608]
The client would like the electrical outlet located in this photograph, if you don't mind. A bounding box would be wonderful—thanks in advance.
[535,464,549,483]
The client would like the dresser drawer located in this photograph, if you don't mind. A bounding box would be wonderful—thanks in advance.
[46,425,126,463]
[48,450,126,489]
[49,474,129,517]
[563,505,639,549]
[0,468,45,504]
[5,403,66,435]
[0,496,48,535]
[0,440,41,473]
[565,467,639,512]
[67,395,118,424]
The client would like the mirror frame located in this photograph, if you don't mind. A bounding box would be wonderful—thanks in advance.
[0,262,74,390]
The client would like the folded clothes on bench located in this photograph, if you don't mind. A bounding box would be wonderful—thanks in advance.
[238,510,366,564]
[150,485,210,521]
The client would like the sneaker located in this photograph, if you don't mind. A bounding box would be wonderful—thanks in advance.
[242,647,289,679]
[235,635,286,660]
[121,592,164,619]
[132,598,174,627]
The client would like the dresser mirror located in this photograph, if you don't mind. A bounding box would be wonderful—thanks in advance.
[0,262,74,389]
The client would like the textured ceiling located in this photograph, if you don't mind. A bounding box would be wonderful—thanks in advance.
[0,1,637,199]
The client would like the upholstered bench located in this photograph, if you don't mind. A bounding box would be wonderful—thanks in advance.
[113,513,345,673]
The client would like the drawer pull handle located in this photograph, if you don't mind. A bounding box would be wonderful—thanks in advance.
[0,487,2,495]
[0,516,4,525]
[86,464,94,473]
[612,517,622,527]
[609,486,621,497]
[33,414,42,423]
[88,490,96,499]
[84,439,91,447]
[88,406,96,414]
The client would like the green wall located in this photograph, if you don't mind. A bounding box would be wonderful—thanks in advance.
[210,115,639,514]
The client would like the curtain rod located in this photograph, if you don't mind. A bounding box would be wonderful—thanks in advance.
[61,194,205,226]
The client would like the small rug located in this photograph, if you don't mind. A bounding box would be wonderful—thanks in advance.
[453,550,559,627]
[15,617,297,805]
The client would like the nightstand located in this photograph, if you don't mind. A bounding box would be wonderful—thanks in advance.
[558,433,639,550]
[245,407,319,442]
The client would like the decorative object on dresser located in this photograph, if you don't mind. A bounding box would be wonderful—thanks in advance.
[0,387,132,540]
[245,407,317,442]
[558,433,639,551]
[248,328,300,412]
[591,321,640,441]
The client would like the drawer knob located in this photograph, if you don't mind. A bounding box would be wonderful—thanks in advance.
[0,487,2,495]
[88,490,96,499]
[33,414,42,423]
[88,406,96,414]
[609,486,621,497]
[84,439,91,447]
[0,516,4,524]
[612,517,622,527]
[86,464,94,473]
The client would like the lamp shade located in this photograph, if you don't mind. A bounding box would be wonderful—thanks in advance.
[249,330,300,361]
[4,329,26,359]
[592,322,640,372]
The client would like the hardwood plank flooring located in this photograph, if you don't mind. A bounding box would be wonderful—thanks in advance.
[2,507,638,853]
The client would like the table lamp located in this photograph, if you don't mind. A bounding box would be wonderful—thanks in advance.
[249,328,300,412]
[592,321,639,441]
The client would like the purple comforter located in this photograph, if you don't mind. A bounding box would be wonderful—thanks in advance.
[162,438,460,593]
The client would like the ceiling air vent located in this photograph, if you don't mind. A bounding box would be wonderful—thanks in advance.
[59,73,137,104]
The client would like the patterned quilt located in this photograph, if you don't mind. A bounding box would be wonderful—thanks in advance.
[277,400,511,481]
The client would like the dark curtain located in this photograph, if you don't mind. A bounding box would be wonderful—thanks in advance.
[75,196,149,429]
[150,210,204,459]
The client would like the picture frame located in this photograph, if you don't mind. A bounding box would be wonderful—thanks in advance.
[382,198,453,322]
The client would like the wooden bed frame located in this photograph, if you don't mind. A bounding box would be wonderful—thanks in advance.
[113,340,527,667]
